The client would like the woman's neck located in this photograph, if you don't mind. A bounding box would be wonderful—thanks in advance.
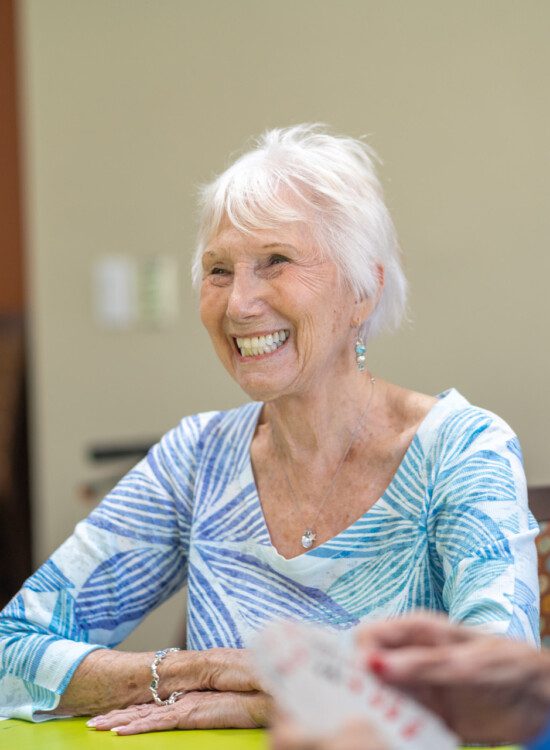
[260,371,378,463]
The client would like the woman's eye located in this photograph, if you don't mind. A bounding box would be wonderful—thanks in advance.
[206,266,232,284]
[268,254,289,266]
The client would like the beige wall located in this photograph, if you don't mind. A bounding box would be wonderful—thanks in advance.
[18,0,550,649]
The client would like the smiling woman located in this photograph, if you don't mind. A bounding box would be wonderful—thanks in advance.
[0,125,539,738]
[199,220,363,404]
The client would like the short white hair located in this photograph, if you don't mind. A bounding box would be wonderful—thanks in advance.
[192,124,407,337]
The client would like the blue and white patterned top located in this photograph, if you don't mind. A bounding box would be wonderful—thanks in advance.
[0,389,540,720]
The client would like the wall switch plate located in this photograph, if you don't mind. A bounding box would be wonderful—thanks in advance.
[92,256,139,329]
[92,255,179,330]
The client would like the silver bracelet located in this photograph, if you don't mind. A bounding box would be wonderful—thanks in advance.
[149,647,183,706]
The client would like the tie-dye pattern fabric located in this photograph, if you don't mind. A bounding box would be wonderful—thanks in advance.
[0,389,539,720]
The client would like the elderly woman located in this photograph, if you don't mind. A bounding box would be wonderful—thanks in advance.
[0,125,539,735]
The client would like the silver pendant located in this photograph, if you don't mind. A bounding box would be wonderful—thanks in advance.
[301,529,316,549]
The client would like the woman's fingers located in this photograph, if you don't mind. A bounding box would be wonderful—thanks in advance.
[110,707,181,736]
[88,690,270,735]
[87,702,159,728]
[88,702,167,731]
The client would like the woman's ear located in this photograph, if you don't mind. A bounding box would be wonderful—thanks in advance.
[351,265,385,327]
[373,264,385,304]
[351,297,370,328]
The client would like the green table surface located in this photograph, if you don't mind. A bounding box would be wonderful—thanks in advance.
[0,718,522,749]
[0,719,268,749]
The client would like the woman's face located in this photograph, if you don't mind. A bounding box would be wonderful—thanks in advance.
[199,221,365,402]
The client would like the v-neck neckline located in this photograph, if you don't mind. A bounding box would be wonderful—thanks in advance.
[238,389,465,562]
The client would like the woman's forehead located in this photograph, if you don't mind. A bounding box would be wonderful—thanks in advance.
[205,222,317,255]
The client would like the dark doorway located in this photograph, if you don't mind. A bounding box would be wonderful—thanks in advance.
[0,0,32,607]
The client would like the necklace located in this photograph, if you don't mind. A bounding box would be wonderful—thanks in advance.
[276,376,376,549]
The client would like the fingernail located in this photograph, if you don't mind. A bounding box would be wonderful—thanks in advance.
[111,726,125,735]
[367,654,387,676]
[86,718,99,727]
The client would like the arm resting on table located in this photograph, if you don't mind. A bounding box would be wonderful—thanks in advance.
[53,646,259,717]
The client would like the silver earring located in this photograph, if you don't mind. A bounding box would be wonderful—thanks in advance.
[355,337,367,372]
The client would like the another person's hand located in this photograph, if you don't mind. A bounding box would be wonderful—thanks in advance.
[87,689,271,735]
[271,717,388,750]
[356,612,550,744]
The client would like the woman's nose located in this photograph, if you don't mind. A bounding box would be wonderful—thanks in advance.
[226,268,266,321]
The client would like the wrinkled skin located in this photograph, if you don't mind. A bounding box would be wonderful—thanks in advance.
[88,689,272,735]
[199,221,372,403]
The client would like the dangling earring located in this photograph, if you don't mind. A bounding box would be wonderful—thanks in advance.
[355,337,367,372]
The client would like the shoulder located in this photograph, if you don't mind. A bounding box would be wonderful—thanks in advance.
[142,402,261,498]
[154,401,262,463]
[422,389,521,468]
[421,391,530,519]
[424,393,535,539]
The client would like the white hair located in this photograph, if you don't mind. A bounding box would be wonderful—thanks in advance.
[192,124,407,338]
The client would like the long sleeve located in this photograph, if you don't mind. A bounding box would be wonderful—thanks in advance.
[427,406,540,644]
[0,412,210,721]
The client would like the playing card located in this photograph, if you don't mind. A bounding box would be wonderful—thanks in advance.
[251,620,459,750]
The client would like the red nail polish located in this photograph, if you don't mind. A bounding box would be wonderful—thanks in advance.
[367,654,387,676]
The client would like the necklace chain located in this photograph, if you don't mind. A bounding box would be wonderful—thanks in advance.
[276,376,376,549]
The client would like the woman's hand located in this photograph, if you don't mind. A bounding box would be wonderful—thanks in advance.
[198,647,264,692]
[87,689,272,735]
[356,612,550,744]
[270,717,388,750]
[57,646,263,718]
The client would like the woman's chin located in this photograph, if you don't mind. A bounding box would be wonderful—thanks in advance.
[230,347,297,401]
[232,368,296,402]
[235,378,289,402]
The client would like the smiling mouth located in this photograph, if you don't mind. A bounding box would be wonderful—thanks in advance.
[234,329,290,357]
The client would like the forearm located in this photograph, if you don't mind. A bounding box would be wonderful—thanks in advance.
[54,648,193,716]
[54,646,256,717]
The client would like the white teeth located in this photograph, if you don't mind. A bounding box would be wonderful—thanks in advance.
[235,329,289,357]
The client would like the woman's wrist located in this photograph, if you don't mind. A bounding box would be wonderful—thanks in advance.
[157,648,206,694]
[154,647,243,694]
[164,647,259,693]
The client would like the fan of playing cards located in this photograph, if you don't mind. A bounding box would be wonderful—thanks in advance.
[251,620,459,750]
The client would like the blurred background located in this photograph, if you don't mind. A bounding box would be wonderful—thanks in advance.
[1,0,549,650]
